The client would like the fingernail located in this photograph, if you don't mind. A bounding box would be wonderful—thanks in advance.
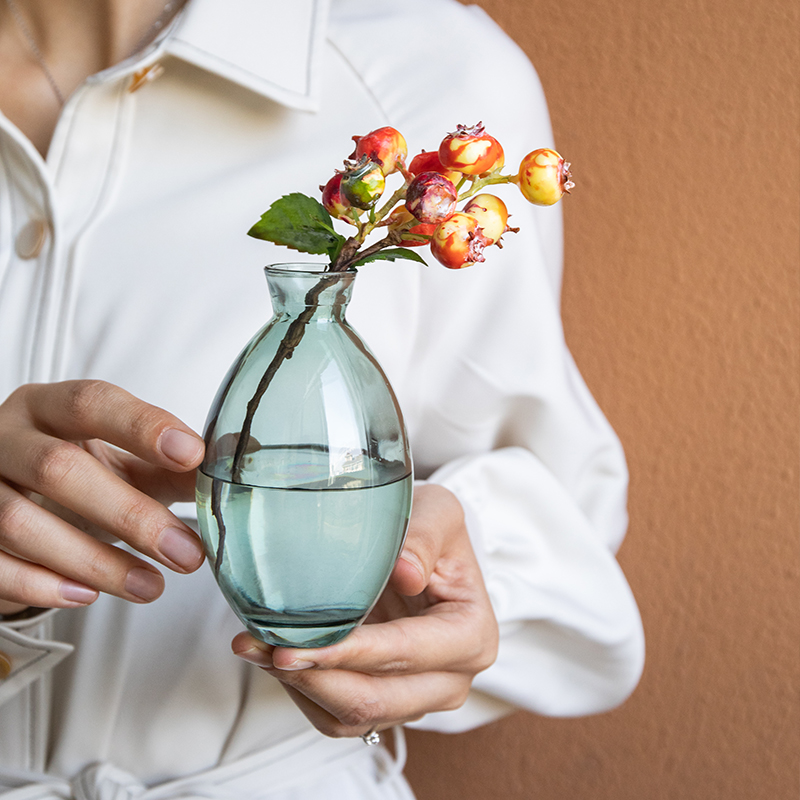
[59,580,98,605]
[159,526,204,571]
[276,658,315,671]
[160,429,204,466]
[401,551,424,579]
[235,646,273,668]
[125,567,164,602]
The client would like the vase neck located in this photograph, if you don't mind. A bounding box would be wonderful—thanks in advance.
[265,267,355,321]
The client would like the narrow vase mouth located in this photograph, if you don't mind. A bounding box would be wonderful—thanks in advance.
[264,263,341,277]
[264,263,356,311]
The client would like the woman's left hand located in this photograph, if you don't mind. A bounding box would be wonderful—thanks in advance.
[231,483,499,738]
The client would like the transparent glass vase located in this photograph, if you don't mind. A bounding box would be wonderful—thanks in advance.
[196,264,413,648]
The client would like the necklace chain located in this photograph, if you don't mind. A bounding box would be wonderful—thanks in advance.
[5,0,64,106]
[128,1,179,63]
[4,0,181,108]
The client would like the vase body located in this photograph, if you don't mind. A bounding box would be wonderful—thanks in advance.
[196,265,413,648]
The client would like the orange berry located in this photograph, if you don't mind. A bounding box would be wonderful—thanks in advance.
[463,194,509,245]
[351,127,408,176]
[430,212,491,269]
[439,122,504,176]
[517,149,574,206]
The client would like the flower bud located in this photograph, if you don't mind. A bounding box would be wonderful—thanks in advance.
[406,172,458,225]
[430,212,491,269]
[351,127,408,176]
[517,149,574,206]
[340,157,385,210]
[439,122,504,176]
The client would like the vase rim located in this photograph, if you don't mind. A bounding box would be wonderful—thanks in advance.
[264,263,352,277]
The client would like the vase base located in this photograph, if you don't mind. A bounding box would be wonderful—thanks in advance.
[243,612,363,649]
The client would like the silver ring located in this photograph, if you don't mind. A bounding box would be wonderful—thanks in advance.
[360,727,381,746]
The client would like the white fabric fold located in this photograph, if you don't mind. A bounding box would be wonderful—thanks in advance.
[0,616,73,710]
[0,730,409,800]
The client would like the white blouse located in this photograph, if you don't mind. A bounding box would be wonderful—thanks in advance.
[0,0,644,797]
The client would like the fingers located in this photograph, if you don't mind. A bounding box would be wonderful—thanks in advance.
[0,549,99,609]
[0,429,204,573]
[0,481,165,604]
[231,633,471,737]
[231,481,499,740]
[0,381,206,579]
[13,381,204,470]
[105,453,199,507]
[287,604,494,676]
[274,672,471,739]
[388,483,467,597]
[78,439,199,507]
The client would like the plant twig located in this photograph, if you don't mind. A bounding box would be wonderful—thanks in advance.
[212,274,339,577]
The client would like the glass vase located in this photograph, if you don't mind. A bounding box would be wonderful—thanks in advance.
[196,264,413,648]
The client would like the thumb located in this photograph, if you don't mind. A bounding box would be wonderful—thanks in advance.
[389,483,465,597]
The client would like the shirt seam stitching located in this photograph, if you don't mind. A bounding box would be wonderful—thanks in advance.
[325,38,391,125]
[50,81,132,381]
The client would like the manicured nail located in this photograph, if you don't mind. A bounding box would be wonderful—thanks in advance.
[235,646,273,668]
[160,429,204,466]
[59,580,98,605]
[159,526,204,571]
[125,567,164,602]
[400,550,424,579]
[275,658,315,671]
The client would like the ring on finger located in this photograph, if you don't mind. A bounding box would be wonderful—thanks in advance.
[360,726,380,746]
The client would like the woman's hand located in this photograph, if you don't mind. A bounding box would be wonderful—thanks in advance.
[231,483,499,737]
[0,380,206,615]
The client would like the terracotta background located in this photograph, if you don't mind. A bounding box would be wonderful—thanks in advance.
[405,0,799,798]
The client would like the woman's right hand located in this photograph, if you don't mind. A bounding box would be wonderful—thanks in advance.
[0,380,207,615]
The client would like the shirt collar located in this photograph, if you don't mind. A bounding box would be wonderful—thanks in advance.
[163,0,330,111]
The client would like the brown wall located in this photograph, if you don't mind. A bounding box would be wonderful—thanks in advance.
[405,0,800,798]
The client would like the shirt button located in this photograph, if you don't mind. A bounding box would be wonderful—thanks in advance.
[16,219,49,259]
[0,652,11,680]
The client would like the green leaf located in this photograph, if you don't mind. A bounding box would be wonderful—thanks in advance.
[352,247,429,268]
[248,193,346,258]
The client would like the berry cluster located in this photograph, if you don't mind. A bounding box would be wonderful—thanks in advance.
[250,123,572,272]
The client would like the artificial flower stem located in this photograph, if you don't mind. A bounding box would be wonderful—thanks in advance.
[457,172,514,202]
[367,185,408,234]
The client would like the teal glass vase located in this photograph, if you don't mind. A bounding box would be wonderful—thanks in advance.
[196,264,413,648]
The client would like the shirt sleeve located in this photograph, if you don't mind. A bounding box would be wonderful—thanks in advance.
[403,232,644,731]
[329,0,644,732]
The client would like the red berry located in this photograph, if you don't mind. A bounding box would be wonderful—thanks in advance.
[408,150,463,185]
[320,174,352,220]
[517,149,574,206]
[386,205,437,247]
[406,172,458,225]
[351,127,408,176]
[430,212,491,269]
[462,194,510,245]
[439,122,504,176]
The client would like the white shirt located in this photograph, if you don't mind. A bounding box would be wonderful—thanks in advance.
[0,1,645,797]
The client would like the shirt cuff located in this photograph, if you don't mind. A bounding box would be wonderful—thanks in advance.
[0,609,73,709]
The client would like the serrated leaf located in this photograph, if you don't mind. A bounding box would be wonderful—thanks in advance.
[352,247,429,268]
[248,193,346,258]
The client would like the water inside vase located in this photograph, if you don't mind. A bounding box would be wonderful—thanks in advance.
[196,446,412,647]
